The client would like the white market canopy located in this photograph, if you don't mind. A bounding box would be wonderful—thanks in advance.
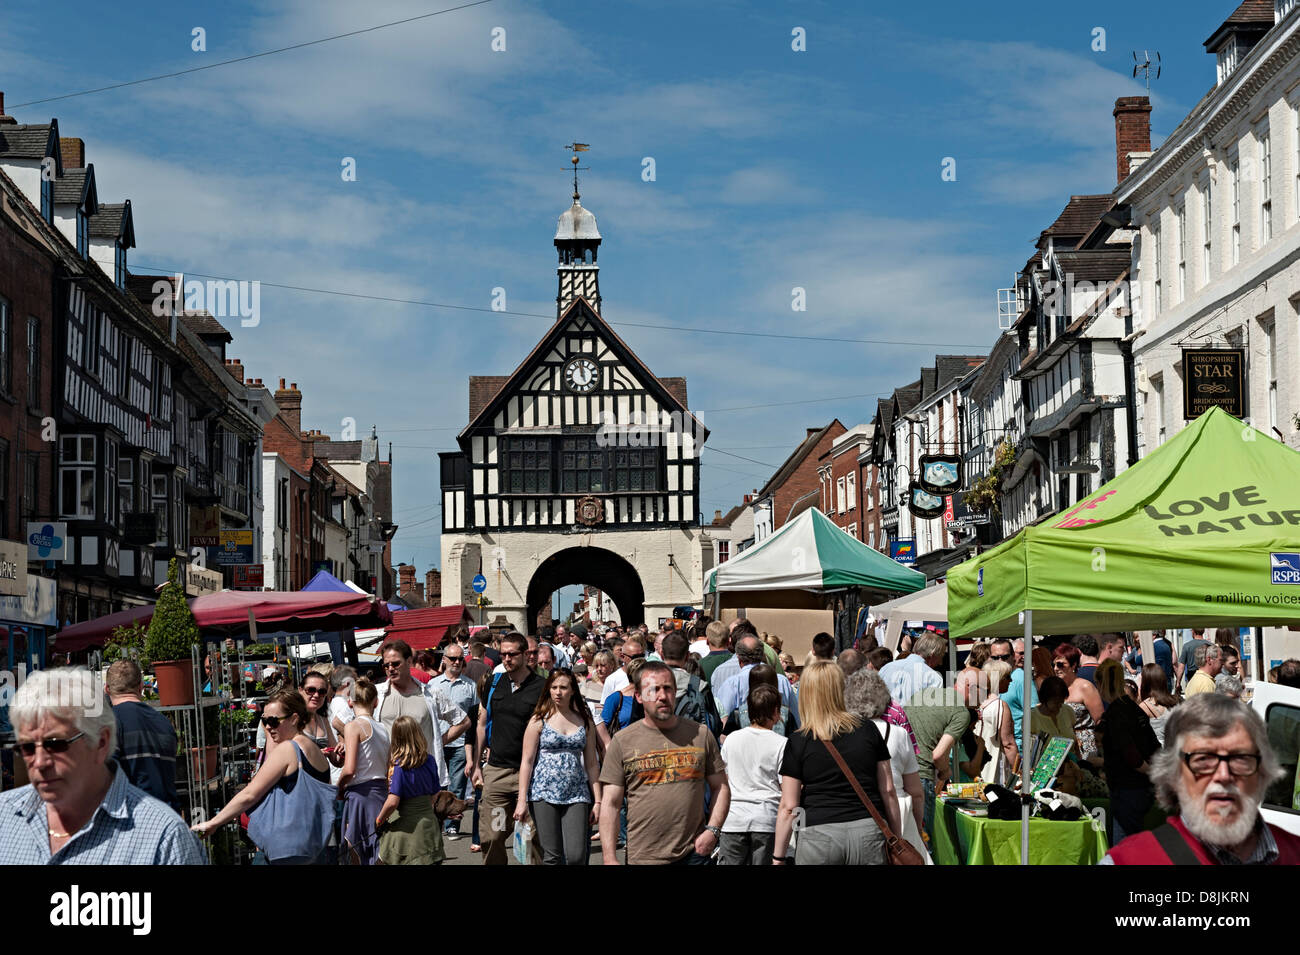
[705,507,926,610]
[870,582,949,650]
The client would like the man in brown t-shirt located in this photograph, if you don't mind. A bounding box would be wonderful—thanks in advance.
[599,662,729,865]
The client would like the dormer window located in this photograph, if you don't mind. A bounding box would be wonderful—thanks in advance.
[40,175,53,223]
[114,243,126,287]
[1217,38,1241,84]
[76,211,88,257]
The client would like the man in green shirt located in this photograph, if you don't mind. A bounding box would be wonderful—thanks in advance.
[903,687,970,851]
[698,620,734,685]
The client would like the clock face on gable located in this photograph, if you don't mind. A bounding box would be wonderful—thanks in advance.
[563,357,599,394]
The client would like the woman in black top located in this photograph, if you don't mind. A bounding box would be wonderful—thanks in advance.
[1096,659,1160,845]
[772,661,900,865]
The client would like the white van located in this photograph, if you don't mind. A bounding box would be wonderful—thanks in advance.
[1249,682,1300,837]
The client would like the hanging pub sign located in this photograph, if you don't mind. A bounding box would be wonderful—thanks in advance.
[907,481,947,519]
[1183,348,1245,420]
[918,453,963,494]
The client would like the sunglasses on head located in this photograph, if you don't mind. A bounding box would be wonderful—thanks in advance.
[14,732,86,756]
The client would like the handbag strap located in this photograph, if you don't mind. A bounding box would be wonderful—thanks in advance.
[1152,823,1205,866]
[821,737,899,844]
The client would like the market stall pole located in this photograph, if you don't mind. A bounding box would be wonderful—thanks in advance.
[948,407,1300,864]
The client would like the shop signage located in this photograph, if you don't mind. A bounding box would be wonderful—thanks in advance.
[26,522,67,561]
[1182,348,1244,420]
[234,564,265,588]
[890,539,916,565]
[918,454,963,494]
[185,563,224,597]
[907,482,946,519]
[0,539,27,597]
[217,529,254,565]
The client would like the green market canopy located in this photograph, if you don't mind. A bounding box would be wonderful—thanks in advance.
[705,507,926,610]
[949,407,1300,638]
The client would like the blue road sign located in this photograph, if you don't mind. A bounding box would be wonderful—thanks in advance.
[472,574,488,594]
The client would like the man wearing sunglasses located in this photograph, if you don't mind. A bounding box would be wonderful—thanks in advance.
[1104,695,1300,865]
[472,631,544,864]
[0,667,206,864]
[374,639,470,792]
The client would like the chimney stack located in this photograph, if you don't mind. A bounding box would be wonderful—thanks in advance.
[713,509,723,523]
[0,92,14,125]
[59,137,85,169]
[224,357,244,384]
[1113,96,1152,184]
[426,568,441,606]
[398,564,416,593]
[274,379,302,434]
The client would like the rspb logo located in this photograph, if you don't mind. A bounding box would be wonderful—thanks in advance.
[1271,553,1300,585]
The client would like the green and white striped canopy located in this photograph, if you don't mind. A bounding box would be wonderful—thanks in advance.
[705,507,926,608]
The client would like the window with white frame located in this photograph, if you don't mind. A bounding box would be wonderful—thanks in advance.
[836,476,846,514]
[1202,179,1213,285]
[1263,316,1278,430]
[1150,374,1166,445]
[1176,202,1187,303]
[60,434,96,519]
[848,522,858,540]
[118,454,133,528]
[1152,219,1162,315]
[846,471,856,510]
[1260,126,1273,243]
[1231,157,1242,265]
[718,540,730,563]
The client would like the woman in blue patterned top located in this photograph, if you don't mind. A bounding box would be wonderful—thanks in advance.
[515,669,602,865]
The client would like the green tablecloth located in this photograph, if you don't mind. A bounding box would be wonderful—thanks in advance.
[933,796,1110,865]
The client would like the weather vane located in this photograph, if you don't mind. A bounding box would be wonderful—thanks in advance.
[564,142,590,199]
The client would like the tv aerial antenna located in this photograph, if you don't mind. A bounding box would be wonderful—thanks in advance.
[1132,50,1161,93]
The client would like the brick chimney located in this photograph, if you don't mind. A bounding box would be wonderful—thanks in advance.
[425,568,441,605]
[1114,96,1152,184]
[59,137,85,169]
[224,357,244,383]
[415,582,424,601]
[0,92,15,125]
[274,378,302,434]
[398,563,416,593]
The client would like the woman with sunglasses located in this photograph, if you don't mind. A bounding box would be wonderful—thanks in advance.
[1053,644,1104,766]
[515,669,601,865]
[195,688,332,863]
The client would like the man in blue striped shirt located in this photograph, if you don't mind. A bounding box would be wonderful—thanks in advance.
[0,667,205,865]
[107,660,179,810]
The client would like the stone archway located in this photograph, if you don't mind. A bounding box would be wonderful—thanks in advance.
[525,546,646,630]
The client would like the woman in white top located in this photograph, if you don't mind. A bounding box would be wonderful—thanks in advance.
[970,660,1019,786]
[337,677,391,865]
[845,669,931,863]
[718,684,788,865]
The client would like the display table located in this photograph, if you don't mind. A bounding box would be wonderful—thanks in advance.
[933,796,1109,865]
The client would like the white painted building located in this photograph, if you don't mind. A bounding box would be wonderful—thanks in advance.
[261,453,297,590]
[1121,1,1300,455]
[439,186,709,631]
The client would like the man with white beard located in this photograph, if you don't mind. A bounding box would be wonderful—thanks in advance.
[1102,695,1300,865]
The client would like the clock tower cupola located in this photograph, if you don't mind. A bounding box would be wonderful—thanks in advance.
[555,145,601,317]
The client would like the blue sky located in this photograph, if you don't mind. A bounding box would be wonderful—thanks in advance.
[0,0,1242,606]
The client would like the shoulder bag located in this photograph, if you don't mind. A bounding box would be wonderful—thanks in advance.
[247,742,336,864]
[822,738,925,866]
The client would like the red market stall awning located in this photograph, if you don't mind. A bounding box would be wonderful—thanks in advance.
[383,605,475,651]
[55,590,394,653]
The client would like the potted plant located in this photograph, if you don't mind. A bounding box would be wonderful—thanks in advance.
[145,559,202,706]
[104,621,149,666]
